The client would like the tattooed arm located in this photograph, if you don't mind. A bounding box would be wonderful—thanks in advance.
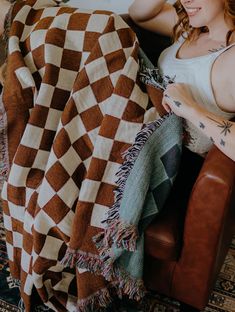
[162,83,235,161]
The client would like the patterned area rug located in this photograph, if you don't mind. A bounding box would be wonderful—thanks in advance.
[0,196,235,312]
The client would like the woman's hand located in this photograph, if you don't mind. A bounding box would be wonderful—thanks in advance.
[162,83,199,120]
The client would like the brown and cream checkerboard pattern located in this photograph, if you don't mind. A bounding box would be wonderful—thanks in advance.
[1,0,161,311]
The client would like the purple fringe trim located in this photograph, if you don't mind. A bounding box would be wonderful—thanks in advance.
[0,92,9,185]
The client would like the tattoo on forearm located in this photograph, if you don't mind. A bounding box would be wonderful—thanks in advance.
[174,100,182,107]
[207,116,233,136]
[210,137,215,143]
[199,122,205,129]
[220,139,226,146]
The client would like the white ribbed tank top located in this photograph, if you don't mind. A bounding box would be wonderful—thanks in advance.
[158,36,235,155]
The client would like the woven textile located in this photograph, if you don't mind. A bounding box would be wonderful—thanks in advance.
[1,1,182,311]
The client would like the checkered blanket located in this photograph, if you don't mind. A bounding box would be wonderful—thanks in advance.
[1,1,182,311]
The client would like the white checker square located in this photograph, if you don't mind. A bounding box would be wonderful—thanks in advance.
[23,274,33,296]
[99,31,123,56]
[25,187,37,208]
[53,272,74,292]
[73,85,97,113]
[32,272,43,289]
[59,147,82,176]
[57,68,78,91]
[49,13,70,30]
[30,30,47,50]
[45,44,63,67]
[44,108,62,131]
[6,242,13,262]
[21,24,35,42]
[24,52,37,74]
[36,83,55,107]
[109,70,122,88]
[34,209,56,235]
[144,108,161,123]
[123,47,134,62]
[8,164,30,187]
[37,179,56,208]
[1,182,7,200]
[23,210,34,235]
[123,56,139,80]
[3,214,12,232]
[105,94,127,118]
[86,14,110,33]
[57,178,79,208]
[64,30,85,52]
[8,201,25,223]
[114,13,129,30]
[8,36,20,54]
[64,115,86,144]
[33,150,50,171]
[80,51,90,68]
[38,66,45,78]
[21,249,31,273]
[57,210,74,237]
[87,126,100,147]
[102,161,120,185]
[38,5,59,17]
[14,4,31,23]
[85,57,109,84]
[15,67,35,89]
[39,236,64,260]
[92,136,113,160]
[130,84,149,109]
[13,231,23,249]
[90,204,109,228]
[79,179,100,202]
[21,124,44,149]
[115,120,142,143]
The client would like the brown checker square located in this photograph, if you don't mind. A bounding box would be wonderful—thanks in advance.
[72,134,93,161]
[83,32,101,52]
[53,128,71,158]
[25,8,43,26]
[48,227,70,243]
[29,105,49,128]
[61,49,81,72]
[2,201,10,216]
[39,129,56,151]
[67,12,90,31]
[46,161,70,192]
[43,64,60,86]
[95,182,116,207]
[71,163,86,189]
[109,141,131,164]
[122,100,145,123]
[5,230,13,246]
[91,76,113,103]
[12,218,23,234]
[80,105,103,132]
[84,39,103,62]
[117,28,137,50]
[99,115,120,139]
[26,169,44,189]
[34,16,54,31]
[57,7,76,15]
[14,146,38,167]
[32,45,45,70]
[104,50,126,74]
[10,21,24,37]
[61,98,78,126]
[43,269,62,287]
[114,76,135,99]
[45,28,66,48]
[33,256,57,275]
[32,71,42,90]
[7,184,26,206]
[73,68,90,92]
[22,231,33,255]
[26,191,38,217]
[51,88,71,111]
[32,230,47,255]
[43,194,70,224]
[86,158,107,181]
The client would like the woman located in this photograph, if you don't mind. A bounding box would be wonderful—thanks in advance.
[129,0,235,160]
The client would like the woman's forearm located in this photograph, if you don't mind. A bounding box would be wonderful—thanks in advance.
[129,0,166,23]
[191,107,235,161]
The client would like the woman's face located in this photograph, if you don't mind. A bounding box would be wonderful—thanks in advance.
[180,0,225,28]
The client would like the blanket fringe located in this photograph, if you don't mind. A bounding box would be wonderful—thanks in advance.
[0,93,9,182]
[95,115,171,252]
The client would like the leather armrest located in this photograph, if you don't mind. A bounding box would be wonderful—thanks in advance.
[173,145,235,300]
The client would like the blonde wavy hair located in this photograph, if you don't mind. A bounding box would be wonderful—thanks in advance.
[173,0,235,45]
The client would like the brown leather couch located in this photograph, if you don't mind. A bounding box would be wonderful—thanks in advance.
[121,15,235,311]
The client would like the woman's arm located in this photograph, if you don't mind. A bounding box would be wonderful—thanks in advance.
[162,83,235,161]
[128,0,178,37]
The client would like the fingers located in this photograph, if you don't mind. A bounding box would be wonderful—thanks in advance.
[162,94,172,113]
